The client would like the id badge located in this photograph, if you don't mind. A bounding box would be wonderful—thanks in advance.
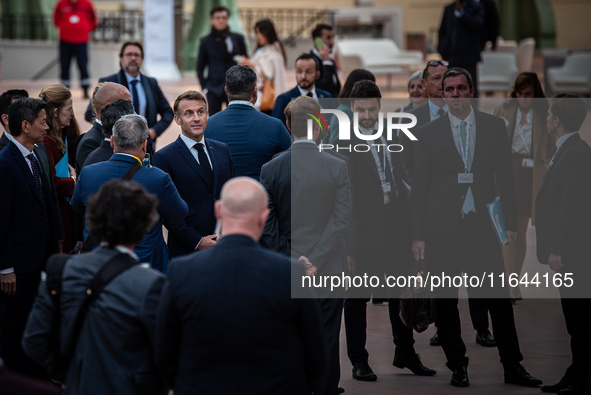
[522,158,534,168]
[382,181,392,195]
[458,173,474,184]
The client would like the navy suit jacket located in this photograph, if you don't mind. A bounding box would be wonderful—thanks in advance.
[71,154,188,271]
[438,0,484,66]
[196,32,247,97]
[205,103,291,180]
[153,137,236,257]
[0,142,60,273]
[84,70,174,140]
[75,121,103,174]
[82,139,113,169]
[271,86,334,126]
[155,234,324,394]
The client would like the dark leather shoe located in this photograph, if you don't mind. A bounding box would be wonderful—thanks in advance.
[558,385,582,395]
[503,363,542,387]
[429,331,440,346]
[450,364,469,387]
[338,387,345,394]
[475,329,496,347]
[541,378,572,393]
[393,353,436,376]
[352,361,377,381]
[557,385,579,394]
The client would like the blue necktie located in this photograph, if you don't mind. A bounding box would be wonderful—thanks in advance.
[130,79,140,115]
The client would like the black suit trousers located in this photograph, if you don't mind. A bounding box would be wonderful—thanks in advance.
[558,291,591,390]
[426,214,522,368]
[206,91,228,116]
[345,201,415,364]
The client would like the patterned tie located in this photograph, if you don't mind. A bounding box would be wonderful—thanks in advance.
[27,153,47,210]
[194,143,213,185]
[130,79,140,115]
[436,108,446,118]
[459,121,475,214]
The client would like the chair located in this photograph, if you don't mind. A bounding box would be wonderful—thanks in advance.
[516,38,536,73]
[478,52,519,93]
[547,53,591,95]
[335,38,424,86]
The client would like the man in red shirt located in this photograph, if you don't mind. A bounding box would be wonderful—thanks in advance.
[53,0,97,98]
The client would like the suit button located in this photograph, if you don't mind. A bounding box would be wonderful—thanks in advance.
[460,195,465,199]
[41,233,45,237]
[541,160,545,164]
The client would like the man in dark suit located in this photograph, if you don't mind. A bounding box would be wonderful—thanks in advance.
[260,96,351,395]
[84,41,174,156]
[310,24,341,98]
[76,82,131,173]
[83,99,135,168]
[536,94,591,395]
[336,80,436,382]
[438,0,484,98]
[0,98,61,377]
[272,53,334,126]
[411,67,541,388]
[154,91,236,257]
[72,114,188,272]
[405,61,495,348]
[197,5,247,116]
[24,180,167,395]
[155,177,324,394]
[205,65,291,180]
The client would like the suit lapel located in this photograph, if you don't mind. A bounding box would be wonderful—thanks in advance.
[0,133,10,150]
[436,115,466,170]
[140,73,156,125]
[504,105,518,142]
[10,143,44,204]
[540,134,580,191]
[205,139,219,192]
[176,137,213,189]
[472,111,489,172]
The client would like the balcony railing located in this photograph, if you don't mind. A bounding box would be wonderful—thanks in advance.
[0,8,334,44]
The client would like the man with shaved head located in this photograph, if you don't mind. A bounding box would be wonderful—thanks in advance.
[156,177,324,395]
[75,81,132,173]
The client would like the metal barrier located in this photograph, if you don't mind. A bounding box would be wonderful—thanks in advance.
[0,8,334,44]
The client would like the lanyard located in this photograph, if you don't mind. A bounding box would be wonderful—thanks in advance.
[458,123,470,171]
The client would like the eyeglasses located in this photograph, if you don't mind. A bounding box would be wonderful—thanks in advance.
[124,53,142,58]
[427,60,449,67]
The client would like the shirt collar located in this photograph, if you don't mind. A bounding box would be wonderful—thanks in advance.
[99,243,139,260]
[556,132,578,150]
[228,100,255,108]
[428,100,448,118]
[12,137,34,157]
[448,106,476,129]
[293,139,316,145]
[116,153,142,164]
[180,133,205,150]
[516,108,533,125]
[95,119,102,125]
[297,85,317,98]
[3,131,14,142]
[124,72,141,83]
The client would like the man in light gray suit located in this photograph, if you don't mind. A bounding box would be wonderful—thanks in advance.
[260,96,352,395]
[23,180,167,395]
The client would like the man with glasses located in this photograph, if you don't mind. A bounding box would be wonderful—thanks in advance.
[153,91,236,257]
[84,41,174,156]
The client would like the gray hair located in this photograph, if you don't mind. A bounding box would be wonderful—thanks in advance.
[407,70,423,89]
[112,114,149,150]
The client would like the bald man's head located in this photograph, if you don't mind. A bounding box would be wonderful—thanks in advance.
[93,82,132,120]
[216,177,269,240]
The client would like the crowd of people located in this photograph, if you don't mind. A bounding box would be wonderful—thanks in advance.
[1,2,591,395]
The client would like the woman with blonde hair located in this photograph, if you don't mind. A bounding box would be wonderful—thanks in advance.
[39,83,81,252]
[240,19,288,114]
[493,72,553,301]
